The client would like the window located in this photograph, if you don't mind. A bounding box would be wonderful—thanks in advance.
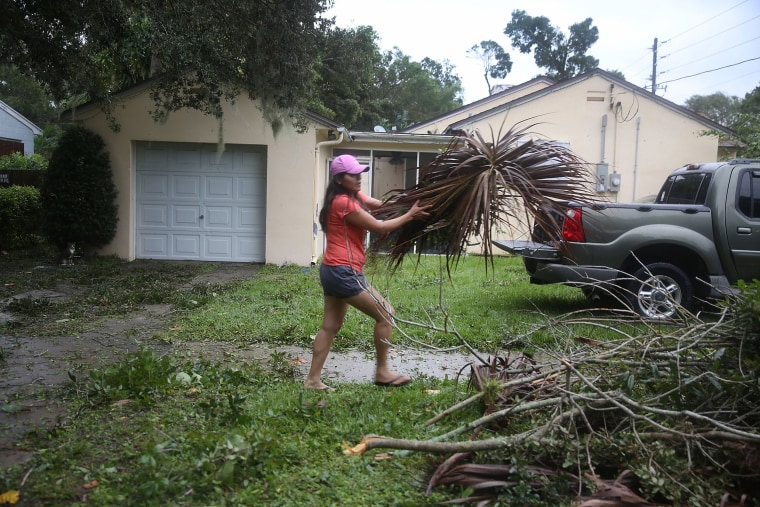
[655,172,712,205]
[737,170,760,219]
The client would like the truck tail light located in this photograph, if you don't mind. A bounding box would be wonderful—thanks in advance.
[562,207,585,242]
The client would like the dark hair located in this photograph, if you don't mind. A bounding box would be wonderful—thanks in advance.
[319,174,367,232]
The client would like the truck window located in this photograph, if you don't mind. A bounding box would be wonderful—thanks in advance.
[655,172,712,204]
[737,170,760,219]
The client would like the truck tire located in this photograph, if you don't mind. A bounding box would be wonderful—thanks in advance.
[629,262,694,319]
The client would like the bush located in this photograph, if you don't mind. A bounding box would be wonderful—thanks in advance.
[40,126,118,253]
[0,152,48,171]
[0,185,44,249]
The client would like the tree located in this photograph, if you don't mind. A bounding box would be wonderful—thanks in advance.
[0,0,332,127]
[0,65,58,126]
[504,10,599,81]
[733,85,760,157]
[687,88,760,159]
[468,41,513,95]
[41,126,118,253]
[684,92,741,126]
[361,49,463,131]
[308,25,384,129]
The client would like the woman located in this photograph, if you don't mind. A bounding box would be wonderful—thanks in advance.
[304,154,431,391]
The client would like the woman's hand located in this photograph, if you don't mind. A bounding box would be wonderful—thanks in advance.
[407,200,432,220]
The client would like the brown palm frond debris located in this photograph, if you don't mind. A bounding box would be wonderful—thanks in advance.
[371,122,597,272]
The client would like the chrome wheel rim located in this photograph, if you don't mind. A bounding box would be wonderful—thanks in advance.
[636,274,682,319]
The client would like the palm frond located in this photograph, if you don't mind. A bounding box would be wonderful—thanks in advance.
[371,122,598,273]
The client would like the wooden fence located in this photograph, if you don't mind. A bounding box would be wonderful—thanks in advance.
[0,169,45,187]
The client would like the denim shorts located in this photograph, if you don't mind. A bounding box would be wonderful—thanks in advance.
[319,264,368,298]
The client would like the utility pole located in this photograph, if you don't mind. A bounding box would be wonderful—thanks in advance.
[651,37,658,93]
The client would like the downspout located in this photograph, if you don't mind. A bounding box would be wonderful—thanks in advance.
[633,116,641,202]
[312,128,345,266]
[600,114,607,163]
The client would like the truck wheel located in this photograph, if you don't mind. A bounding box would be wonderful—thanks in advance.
[629,262,694,319]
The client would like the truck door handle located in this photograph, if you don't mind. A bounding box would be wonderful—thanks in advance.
[737,227,751,234]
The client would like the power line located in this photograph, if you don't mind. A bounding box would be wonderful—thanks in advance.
[623,0,758,87]
[664,35,760,73]
[661,14,760,60]
[661,0,750,44]
[658,57,760,86]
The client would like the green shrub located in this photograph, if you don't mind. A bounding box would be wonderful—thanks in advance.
[0,152,48,171]
[0,185,44,249]
[40,125,118,252]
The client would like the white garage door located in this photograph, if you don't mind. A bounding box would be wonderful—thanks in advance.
[135,142,266,262]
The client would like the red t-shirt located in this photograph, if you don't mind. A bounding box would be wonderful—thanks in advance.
[322,192,368,272]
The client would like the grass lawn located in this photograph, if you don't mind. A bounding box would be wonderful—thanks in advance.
[7,253,749,506]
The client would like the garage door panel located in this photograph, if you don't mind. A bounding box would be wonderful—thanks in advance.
[240,151,264,172]
[206,176,234,199]
[205,207,233,229]
[174,146,203,171]
[238,236,264,258]
[139,204,168,228]
[140,234,169,257]
[174,235,201,258]
[173,175,202,199]
[205,235,233,259]
[136,142,266,262]
[207,149,234,171]
[139,174,168,197]
[238,177,266,202]
[138,146,169,170]
[238,207,265,229]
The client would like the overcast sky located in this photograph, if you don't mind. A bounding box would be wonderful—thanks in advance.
[325,0,760,106]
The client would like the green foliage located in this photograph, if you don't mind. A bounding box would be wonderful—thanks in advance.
[0,64,58,126]
[0,185,43,249]
[308,25,383,128]
[0,1,332,127]
[34,123,63,160]
[40,125,118,252]
[11,357,466,506]
[365,49,463,130]
[504,10,599,81]
[87,349,177,406]
[730,111,760,158]
[733,279,760,335]
[684,91,741,126]
[691,86,760,158]
[311,27,465,131]
[0,152,48,171]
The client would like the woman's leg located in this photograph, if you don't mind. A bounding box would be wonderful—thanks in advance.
[347,286,411,385]
[304,295,348,390]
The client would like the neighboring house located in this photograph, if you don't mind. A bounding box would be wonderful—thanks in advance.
[403,69,734,204]
[73,68,733,266]
[0,99,42,156]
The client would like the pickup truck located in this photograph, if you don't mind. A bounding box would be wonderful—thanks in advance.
[494,159,760,319]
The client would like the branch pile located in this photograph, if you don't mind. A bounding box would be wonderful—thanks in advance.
[348,291,760,506]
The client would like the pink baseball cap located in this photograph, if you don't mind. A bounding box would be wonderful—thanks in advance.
[330,155,369,176]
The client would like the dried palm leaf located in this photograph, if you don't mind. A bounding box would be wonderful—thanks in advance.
[371,121,597,273]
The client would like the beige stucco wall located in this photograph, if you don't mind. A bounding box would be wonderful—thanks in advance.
[72,89,323,266]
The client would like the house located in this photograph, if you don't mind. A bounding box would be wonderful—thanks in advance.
[72,69,733,265]
[69,81,452,265]
[402,69,733,204]
[0,99,42,156]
